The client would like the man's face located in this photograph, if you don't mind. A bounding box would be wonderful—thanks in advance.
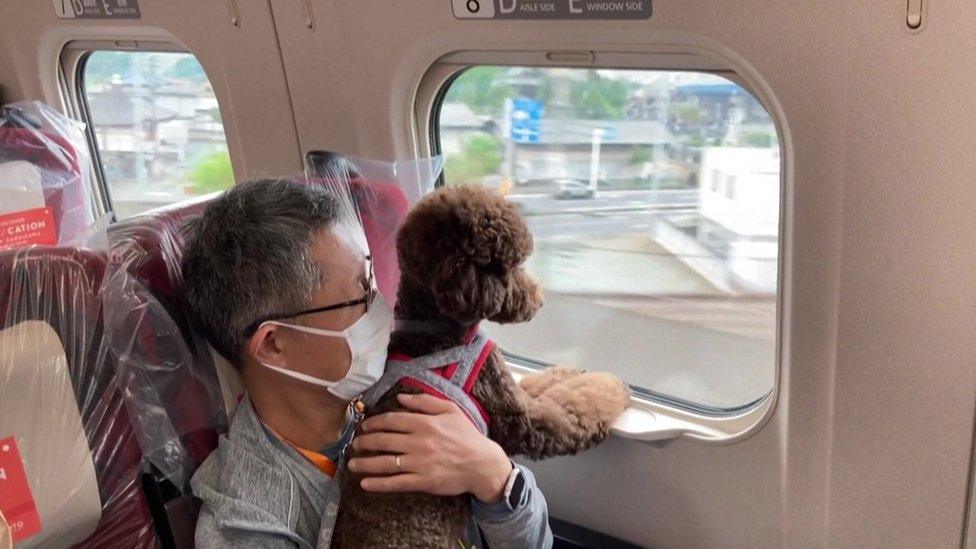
[249,226,371,391]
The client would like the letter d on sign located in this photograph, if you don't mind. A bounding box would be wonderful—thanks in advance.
[499,0,517,13]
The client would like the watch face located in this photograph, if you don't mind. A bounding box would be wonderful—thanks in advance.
[507,470,526,509]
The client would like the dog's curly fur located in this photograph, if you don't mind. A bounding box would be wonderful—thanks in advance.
[332,185,631,548]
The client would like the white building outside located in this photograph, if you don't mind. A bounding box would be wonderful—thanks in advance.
[699,146,780,293]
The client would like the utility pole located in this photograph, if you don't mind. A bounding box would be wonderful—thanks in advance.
[589,128,603,193]
[502,97,514,188]
[134,53,146,193]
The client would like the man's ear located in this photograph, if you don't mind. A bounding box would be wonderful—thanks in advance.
[248,324,287,367]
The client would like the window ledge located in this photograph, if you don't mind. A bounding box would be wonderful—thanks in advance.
[509,364,774,444]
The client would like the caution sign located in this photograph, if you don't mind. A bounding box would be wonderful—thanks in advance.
[453,0,651,20]
[0,437,42,544]
[52,0,141,19]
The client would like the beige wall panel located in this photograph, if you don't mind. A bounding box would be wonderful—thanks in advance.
[1,0,974,546]
[270,1,976,546]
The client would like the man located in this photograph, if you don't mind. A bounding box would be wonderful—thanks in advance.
[182,179,553,548]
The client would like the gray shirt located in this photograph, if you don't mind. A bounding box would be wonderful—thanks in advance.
[191,397,554,548]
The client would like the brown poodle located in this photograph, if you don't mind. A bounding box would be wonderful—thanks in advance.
[332,185,631,548]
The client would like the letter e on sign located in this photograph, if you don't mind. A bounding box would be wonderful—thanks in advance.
[452,0,496,18]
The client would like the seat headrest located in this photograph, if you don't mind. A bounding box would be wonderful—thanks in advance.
[107,200,208,338]
[0,247,106,330]
[0,124,94,246]
[303,177,411,304]
[306,150,364,180]
[349,179,410,305]
[0,127,80,175]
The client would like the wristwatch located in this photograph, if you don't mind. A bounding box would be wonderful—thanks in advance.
[503,463,526,511]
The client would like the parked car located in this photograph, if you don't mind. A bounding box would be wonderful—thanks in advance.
[553,179,595,199]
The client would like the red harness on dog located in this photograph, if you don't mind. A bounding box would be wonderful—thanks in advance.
[361,326,494,434]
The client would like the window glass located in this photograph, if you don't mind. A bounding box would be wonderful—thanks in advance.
[437,67,780,411]
[83,51,232,219]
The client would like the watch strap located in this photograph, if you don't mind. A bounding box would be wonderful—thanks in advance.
[503,463,525,511]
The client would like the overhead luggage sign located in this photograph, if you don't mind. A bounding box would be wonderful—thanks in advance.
[52,0,141,19]
[453,0,651,19]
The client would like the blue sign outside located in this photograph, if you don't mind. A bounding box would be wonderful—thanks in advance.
[510,98,543,143]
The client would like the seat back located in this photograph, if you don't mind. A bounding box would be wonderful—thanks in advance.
[103,200,230,545]
[0,200,229,547]
[107,198,234,427]
[0,321,102,547]
[0,247,154,548]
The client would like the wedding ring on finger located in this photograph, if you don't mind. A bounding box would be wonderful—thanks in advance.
[394,454,402,471]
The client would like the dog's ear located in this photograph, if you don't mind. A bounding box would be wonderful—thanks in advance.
[492,269,543,323]
[432,262,542,325]
[397,185,543,324]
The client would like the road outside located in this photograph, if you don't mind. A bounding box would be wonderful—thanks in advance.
[485,187,776,410]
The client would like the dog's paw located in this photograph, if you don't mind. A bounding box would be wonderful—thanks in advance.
[539,371,631,428]
[519,365,581,398]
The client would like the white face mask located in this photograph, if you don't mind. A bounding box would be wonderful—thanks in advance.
[258,292,393,401]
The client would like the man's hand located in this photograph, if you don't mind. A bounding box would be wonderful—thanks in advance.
[347,393,513,504]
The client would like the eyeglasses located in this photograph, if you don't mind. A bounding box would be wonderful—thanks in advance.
[244,255,374,336]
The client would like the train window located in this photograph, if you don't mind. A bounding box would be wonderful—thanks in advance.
[80,51,232,219]
[436,67,781,412]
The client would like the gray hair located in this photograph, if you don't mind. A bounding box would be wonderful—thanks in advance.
[181,178,342,365]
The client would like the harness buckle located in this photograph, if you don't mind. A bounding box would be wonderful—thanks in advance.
[351,398,366,420]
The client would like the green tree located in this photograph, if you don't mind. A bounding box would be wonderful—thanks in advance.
[742,132,774,147]
[535,76,553,105]
[166,56,208,83]
[206,106,222,123]
[85,51,133,85]
[669,103,705,125]
[189,151,234,195]
[629,145,654,165]
[445,133,503,185]
[570,73,630,120]
[465,134,502,172]
[445,67,517,117]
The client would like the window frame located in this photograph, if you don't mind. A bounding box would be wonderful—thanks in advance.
[417,51,789,443]
[60,41,219,220]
